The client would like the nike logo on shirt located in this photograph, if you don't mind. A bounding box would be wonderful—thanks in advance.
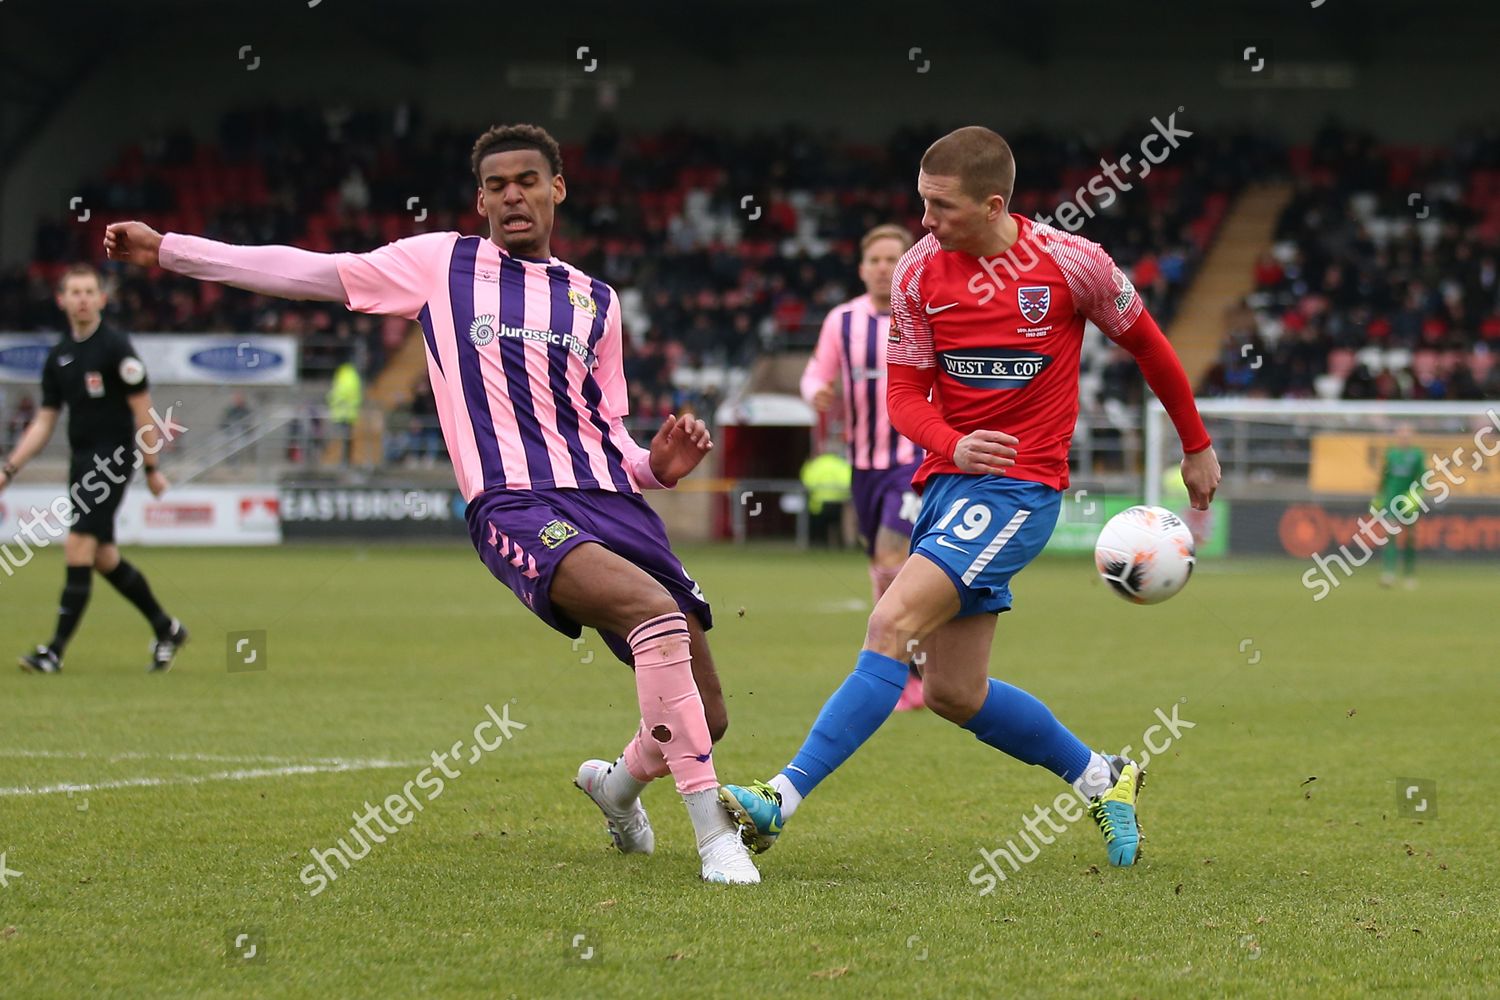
[924,302,959,315]
[58,356,73,366]
[934,536,966,552]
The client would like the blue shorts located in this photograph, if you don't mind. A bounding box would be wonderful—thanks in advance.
[909,474,1061,618]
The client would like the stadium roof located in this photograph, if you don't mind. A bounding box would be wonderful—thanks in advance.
[1,0,1492,182]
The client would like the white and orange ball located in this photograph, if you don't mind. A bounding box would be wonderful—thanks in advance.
[1094,505,1196,605]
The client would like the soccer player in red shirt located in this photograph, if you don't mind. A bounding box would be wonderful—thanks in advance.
[723,127,1220,870]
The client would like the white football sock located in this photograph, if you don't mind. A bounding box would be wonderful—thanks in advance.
[1073,751,1114,800]
[683,788,738,848]
[600,755,649,809]
[769,773,803,820]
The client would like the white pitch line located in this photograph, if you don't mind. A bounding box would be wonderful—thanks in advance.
[0,749,378,765]
[0,758,427,797]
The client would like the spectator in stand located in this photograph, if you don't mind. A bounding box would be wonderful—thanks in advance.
[409,378,443,464]
[220,391,254,467]
[7,393,37,454]
[382,394,415,467]
[7,111,1265,421]
[221,392,252,434]
[325,353,362,467]
[1215,121,1500,399]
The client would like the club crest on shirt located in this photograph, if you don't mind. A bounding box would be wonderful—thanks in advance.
[85,371,105,398]
[1111,268,1137,313]
[1017,286,1050,324]
[539,519,579,549]
[568,289,598,318]
[469,314,498,347]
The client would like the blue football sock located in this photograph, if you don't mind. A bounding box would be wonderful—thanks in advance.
[781,650,909,798]
[961,678,1093,782]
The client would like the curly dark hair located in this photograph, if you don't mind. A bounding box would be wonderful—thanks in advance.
[470,123,564,182]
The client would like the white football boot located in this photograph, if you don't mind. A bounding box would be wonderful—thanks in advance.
[697,826,761,884]
[574,759,655,854]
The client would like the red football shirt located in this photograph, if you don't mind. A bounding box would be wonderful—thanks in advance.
[888,215,1144,491]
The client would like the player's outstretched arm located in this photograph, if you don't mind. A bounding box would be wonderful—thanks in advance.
[1112,312,1220,509]
[1069,241,1219,508]
[104,222,349,302]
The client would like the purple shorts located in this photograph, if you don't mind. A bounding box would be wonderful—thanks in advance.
[465,487,712,665]
[850,462,923,556]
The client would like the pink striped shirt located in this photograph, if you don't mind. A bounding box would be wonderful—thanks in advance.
[800,293,922,470]
[336,232,662,501]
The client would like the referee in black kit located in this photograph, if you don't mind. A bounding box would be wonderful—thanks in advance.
[0,264,188,674]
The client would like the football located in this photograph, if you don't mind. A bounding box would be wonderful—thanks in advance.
[1094,505,1196,605]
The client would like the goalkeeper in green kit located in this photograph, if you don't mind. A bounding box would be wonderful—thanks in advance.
[1377,424,1426,589]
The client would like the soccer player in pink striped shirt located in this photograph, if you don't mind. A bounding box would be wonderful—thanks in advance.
[800,224,927,709]
[103,123,759,885]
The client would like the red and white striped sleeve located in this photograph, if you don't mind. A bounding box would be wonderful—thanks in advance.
[1044,227,1144,339]
[887,235,941,369]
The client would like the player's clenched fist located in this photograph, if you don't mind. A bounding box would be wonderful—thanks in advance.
[104,222,164,268]
[953,428,1018,476]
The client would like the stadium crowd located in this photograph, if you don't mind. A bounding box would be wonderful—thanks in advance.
[2,106,1267,433]
[1199,123,1500,400]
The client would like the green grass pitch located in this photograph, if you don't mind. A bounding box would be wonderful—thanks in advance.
[1,543,1495,998]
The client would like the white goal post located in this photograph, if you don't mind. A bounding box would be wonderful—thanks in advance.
[1142,399,1500,507]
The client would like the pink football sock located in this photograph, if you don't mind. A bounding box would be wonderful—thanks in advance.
[629,611,717,795]
[622,720,671,783]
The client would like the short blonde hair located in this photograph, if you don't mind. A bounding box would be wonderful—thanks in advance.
[860,224,913,255]
[920,126,1015,206]
[56,263,102,294]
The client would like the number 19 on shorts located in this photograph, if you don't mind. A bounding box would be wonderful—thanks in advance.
[933,497,1032,586]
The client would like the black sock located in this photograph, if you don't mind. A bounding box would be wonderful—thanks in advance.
[49,565,93,655]
[103,559,172,638]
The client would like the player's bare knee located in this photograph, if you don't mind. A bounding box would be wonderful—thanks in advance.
[618,586,679,636]
[924,678,984,724]
[864,604,919,660]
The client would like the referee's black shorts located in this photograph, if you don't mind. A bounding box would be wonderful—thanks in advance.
[67,447,136,544]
